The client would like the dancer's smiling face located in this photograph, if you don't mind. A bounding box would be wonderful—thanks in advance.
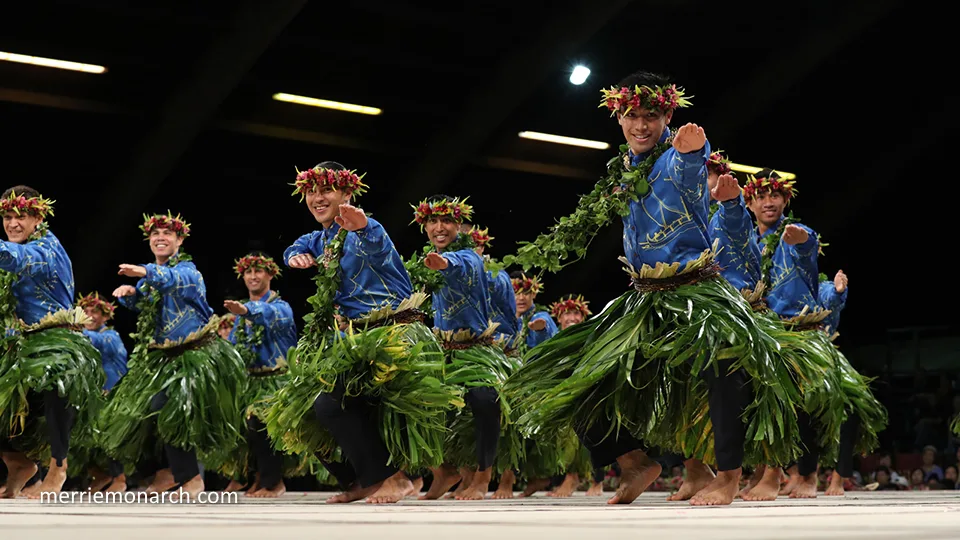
[82,306,107,330]
[747,191,787,229]
[558,310,583,329]
[618,107,673,155]
[305,186,350,228]
[149,228,183,260]
[426,216,459,250]
[243,267,272,297]
[2,211,40,244]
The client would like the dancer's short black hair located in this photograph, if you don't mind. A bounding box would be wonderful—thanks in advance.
[616,70,673,89]
[426,193,456,204]
[2,185,40,199]
[509,270,526,280]
[315,161,345,170]
[246,249,273,260]
[756,168,781,180]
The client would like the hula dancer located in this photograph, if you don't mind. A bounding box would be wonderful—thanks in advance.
[218,314,237,340]
[219,252,298,498]
[413,195,520,501]
[744,170,886,499]
[0,186,102,499]
[504,71,792,506]
[266,162,460,505]
[463,225,519,353]
[77,292,129,493]
[105,212,247,498]
[511,272,557,354]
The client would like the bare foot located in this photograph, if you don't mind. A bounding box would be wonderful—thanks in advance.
[493,469,515,499]
[224,479,246,493]
[250,480,286,498]
[146,468,176,494]
[548,473,579,498]
[456,467,491,500]
[19,482,42,499]
[406,477,423,498]
[737,464,765,499]
[586,481,603,496]
[245,472,261,495]
[327,483,380,504]
[667,459,715,501]
[824,471,846,496]
[789,472,818,499]
[446,467,474,499]
[27,458,68,499]
[779,465,799,496]
[420,465,461,500]
[1,453,38,499]
[88,467,111,493]
[607,450,662,505]
[367,472,414,504]
[690,468,742,506]
[106,474,127,493]
[743,466,781,501]
[519,477,550,497]
[171,474,204,502]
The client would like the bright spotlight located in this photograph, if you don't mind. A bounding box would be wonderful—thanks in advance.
[569,65,590,85]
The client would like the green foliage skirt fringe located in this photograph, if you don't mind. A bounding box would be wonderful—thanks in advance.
[441,344,524,474]
[504,276,807,468]
[97,337,247,466]
[264,322,464,473]
[204,371,330,484]
[0,328,104,462]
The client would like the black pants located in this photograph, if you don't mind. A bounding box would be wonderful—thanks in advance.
[464,387,501,471]
[796,411,820,477]
[313,384,396,489]
[701,361,751,472]
[107,459,124,478]
[247,416,282,490]
[0,391,75,467]
[149,392,200,484]
[575,420,645,468]
[836,415,860,478]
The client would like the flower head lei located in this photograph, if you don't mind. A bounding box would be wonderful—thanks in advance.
[292,166,368,200]
[469,227,493,249]
[141,211,191,238]
[706,150,732,176]
[0,190,54,220]
[549,294,591,319]
[234,254,281,278]
[742,173,797,204]
[599,84,692,116]
[411,197,473,229]
[76,292,116,320]
[511,273,542,295]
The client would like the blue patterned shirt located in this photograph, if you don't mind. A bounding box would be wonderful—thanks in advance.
[117,259,214,342]
[0,231,73,324]
[83,325,128,391]
[487,269,518,343]
[228,290,297,370]
[758,217,821,318]
[432,244,491,335]
[518,306,558,350]
[818,281,847,334]
[709,195,762,291]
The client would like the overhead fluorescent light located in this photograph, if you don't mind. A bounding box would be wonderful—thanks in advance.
[570,65,590,85]
[0,51,106,74]
[728,162,796,180]
[272,93,381,115]
[518,131,609,150]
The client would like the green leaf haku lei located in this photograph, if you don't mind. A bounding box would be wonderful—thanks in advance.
[129,251,192,365]
[301,226,348,341]
[504,131,674,274]
[232,294,279,368]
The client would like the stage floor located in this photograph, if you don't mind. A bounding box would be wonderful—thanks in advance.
[1,491,958,539]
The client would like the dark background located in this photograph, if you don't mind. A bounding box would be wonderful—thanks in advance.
[1,0,954,357]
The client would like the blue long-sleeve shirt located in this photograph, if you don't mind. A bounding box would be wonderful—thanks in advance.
[759,217,822,318]
[709,194,762,291]
[83,325,128,391]
[284,218,412,320]
[622,129,712,272]
[228,290,297,370]
[518,306,557,350]
[0,231,73,324]
[487,270,518,343]
[117,259,214,342]
[818,281,847,334]
[432,244,491,336]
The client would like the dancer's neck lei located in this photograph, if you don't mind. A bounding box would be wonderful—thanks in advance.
[405,233,478,297]
[514,304,541,353]
[758,213,828,292]
[0,222,56,335]
[130,251,191,362]
[504,130,674,273]
[233,292,279,367]
[302,226,348,342]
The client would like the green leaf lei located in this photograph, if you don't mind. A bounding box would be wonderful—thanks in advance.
[513,304,541,355]
[759,214,829,290]
[300,227,348,343]
[504,132,674,274]
[129,251,192,365]
[403,233,479,312]
[232,294,278,368]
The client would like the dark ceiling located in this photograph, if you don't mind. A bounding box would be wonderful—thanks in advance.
[0,0,953,351]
